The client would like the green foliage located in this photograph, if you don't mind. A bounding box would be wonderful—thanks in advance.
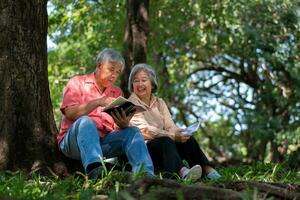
[199,118,247,160]
[148,0,300,161]
[48,0,126,125]
[48,0,300,161]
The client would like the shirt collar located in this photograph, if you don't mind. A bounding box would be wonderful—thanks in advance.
[130,93,157,108]
[84,72,112,94]
[84,73,96,84]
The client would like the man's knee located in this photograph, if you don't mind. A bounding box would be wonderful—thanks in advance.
[126,126,140,133]
[77,115,93,124]
[124,126,142,137]
[121,127,144,143]
[76,116,96,129]
[74,116,98,137]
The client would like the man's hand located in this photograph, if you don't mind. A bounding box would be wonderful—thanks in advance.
[174,129,190,143]
[100,96,116,107]
[111,108,134,129]
[64,96,116,121]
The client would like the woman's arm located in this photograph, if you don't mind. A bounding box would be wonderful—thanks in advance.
[130,112,176,140]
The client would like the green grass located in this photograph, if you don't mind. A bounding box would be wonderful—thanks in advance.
[217,162,300,184]
[0,163,299,200]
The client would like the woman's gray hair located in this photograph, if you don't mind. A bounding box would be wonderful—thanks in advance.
[128,63,158,93]
[96,48,125,71]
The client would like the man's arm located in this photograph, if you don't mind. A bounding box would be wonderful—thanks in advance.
[64,96,115,121]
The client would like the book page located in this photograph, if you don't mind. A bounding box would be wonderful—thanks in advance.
[102,96,129,111]
[102,96,146,115]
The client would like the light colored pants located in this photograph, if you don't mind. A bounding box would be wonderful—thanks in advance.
[59,116,154,175]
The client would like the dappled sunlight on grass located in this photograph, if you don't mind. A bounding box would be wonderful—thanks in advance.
[215,162,300,184]
[0,162,299,199]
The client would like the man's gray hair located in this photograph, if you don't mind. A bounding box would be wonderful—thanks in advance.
[128,63,158,93]
[96,48,125,71]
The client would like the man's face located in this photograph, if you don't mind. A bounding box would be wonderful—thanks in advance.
[96,61,122,87]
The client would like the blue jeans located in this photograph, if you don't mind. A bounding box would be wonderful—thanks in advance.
[59,116,154,175]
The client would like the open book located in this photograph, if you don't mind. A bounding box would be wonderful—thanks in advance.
[102,96,146,116]
[181,121,201,136]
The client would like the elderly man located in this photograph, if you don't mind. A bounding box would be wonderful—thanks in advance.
[57,48,154,179]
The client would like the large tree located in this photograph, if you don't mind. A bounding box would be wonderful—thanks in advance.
[0,0,58,172]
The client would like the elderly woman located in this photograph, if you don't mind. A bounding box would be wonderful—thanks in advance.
[128,63,221,181]
[58,49,154,179]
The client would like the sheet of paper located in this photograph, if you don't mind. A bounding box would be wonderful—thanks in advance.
[181,121,201,136]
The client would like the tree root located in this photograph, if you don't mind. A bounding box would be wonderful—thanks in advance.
[122,177,300,200]
[220,181,300,200]
[124,177,242,199]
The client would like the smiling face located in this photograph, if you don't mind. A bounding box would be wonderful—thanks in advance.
[132,70,153,102]
[95,61,122,89]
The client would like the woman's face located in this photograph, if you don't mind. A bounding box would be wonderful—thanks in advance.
[132,70,152,100]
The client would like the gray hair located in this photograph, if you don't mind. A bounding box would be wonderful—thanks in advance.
[96,48,125,71]
[128,63,158,93]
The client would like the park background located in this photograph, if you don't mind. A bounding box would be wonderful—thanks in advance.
[0,0,299,199]
[48,0,300,165]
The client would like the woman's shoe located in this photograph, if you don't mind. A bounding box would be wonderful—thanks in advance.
[183,165,202,182]
[207,169,221,180]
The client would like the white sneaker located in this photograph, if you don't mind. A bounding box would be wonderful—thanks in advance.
[183,165,202,182]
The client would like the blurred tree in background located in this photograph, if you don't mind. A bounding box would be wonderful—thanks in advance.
[48,0,300,165]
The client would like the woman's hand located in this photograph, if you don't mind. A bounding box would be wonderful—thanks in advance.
[111,108,134,129]
[174,129,190,143]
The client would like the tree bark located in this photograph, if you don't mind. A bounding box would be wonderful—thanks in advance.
[124,177,242,200]
[0,0,58,172]
[121,0,149,97]
[222,181,300,199]
[122,177,300,200]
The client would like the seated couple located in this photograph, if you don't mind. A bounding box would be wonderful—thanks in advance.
[57,48,221,181]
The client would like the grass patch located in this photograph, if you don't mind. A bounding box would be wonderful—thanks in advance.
[0,162,299,199]
[216,162,300,184]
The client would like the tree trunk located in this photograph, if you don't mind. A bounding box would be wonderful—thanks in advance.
[121,0,149,97]
[0,0,58,172]
[270,141,284,163]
